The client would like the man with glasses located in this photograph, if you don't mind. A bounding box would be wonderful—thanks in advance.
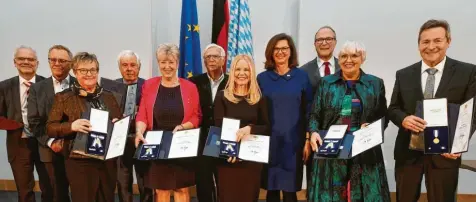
[300,26,340,196]
[0,46,48,202]
[189,44,228,202]
[27,45,76,202]
[114,50,152,202]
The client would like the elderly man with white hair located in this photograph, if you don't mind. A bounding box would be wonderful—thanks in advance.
[307,41,391,201]
[189,43,229,202]
[114,50,153,202]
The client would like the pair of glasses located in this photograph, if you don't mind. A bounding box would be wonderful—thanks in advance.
[15,57,37,62]
[76,68,98,75]
[315,37,335,44]
[274,47,290,53]
[339,54,361,60]
[48,58,70,64]
[204,55,222,60]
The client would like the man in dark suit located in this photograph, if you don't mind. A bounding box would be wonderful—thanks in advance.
[114,50,152,202]
[300,25,340,191]
[0,46,49,202]
[189,44,228,202]
[27,45,75,202]
[388,19,476,202]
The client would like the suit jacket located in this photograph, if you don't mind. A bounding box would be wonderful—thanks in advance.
[136,77,202,130]
[0,75,45,162]
[301,57,341,94]
[27,76,76,162]
[100,77,125,112]
[45,89,122,158]
[114,78,145,136]
[388,57,476,168]
[189,73,228,144]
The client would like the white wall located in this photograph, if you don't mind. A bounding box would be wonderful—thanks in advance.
[0,0,475,194]
[298,0,476,194]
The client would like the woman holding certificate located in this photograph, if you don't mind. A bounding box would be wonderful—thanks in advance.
[46,52,122,202]
[213,54,270,202]
[307,41,390,201]
[134,43,201,202]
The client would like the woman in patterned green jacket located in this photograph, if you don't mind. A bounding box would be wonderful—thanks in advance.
[307,41,391,202]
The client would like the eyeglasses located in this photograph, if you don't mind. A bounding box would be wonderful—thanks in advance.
[15,57,37,62]
[76,68,98,75]
[274,47,290,53]
[204,55,222,60]
[339,53,361,61]
[48,58,70,64]
[315,37,336,44]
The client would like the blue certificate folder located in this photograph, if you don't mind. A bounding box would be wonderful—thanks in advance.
[314,130,354,159]
[415,101,459,154]
[71,109,131,160]
[203,126,239,159]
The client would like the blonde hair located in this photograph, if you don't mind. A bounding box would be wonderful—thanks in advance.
[224,54,261,105]
[156,43,180,62]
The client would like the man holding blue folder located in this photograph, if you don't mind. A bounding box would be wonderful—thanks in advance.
[388,19,476,202]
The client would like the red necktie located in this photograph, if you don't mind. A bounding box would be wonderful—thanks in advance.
[323,61,331,76]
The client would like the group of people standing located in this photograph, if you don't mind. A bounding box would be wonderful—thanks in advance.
[1,18,475,202]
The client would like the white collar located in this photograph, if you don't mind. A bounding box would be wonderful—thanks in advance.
[208,72,225,83]
[421,56,446,74]
[19,75,36,84]
[52,75,70,84]
[317,56,335,68]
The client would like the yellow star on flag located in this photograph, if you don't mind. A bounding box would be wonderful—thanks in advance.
[187,24,191,31]
[193,25,200,32]
[187,72,193,78]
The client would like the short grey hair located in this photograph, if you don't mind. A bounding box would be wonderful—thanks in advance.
[338,41,367,61]
[14,45,37,58]
[117,50,141,67]
[156,43,180,61]
[203,43,225,57]
[315,25,337,40]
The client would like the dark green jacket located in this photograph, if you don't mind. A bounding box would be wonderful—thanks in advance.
[309,70,388,164]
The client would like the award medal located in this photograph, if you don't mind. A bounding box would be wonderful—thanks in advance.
[433,130,440,144]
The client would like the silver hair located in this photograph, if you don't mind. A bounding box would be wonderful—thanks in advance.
[315,25,337,40]
[338,41,367,61]
[203,43,225,56]
[156,43,180,61]
[117,50,141,67]
[14,45,37,58]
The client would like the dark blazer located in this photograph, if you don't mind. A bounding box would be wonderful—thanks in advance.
[0,75,45,162]
[27,76,76,162]
[388,57,476,168]
[45,89,122,158]
[301,57,341,94]
[115,77,145,105]
[189,73,228,144]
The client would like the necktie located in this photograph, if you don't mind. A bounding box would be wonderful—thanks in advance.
[24,81,32,95]
[323,61,331,76]
[424,68,438,99]
[22,81,33,137]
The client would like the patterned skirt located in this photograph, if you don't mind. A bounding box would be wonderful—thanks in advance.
[307,158,390,202]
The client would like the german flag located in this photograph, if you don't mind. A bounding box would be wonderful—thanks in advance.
[211,0,229,72]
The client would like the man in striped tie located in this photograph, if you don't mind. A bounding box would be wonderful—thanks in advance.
[0,46,49,202]
[300,26,341,196]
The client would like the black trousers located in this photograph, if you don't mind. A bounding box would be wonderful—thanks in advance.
[44,155,71,202]
[117,138,153,202]
[395,156,459,202]
[195,155,218,202]
[9,138,52,202]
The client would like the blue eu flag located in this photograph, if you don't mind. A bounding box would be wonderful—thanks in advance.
[178,0,202,79]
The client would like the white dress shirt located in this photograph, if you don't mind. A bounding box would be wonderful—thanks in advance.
[316,56,336,76]
[208,73,225,101]
[421,56,446,97]
[47,75,70,147]
[19,76,36,138]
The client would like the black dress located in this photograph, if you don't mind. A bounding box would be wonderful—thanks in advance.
[213,91,270,202]
[144,84,195,190]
